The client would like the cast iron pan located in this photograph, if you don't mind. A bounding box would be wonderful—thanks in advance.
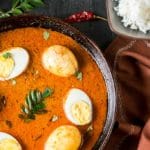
[0,15,116,150]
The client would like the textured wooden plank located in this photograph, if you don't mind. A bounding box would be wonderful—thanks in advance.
[0,0,116,50]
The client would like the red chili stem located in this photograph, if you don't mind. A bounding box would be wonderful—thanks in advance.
[94,15,107,22]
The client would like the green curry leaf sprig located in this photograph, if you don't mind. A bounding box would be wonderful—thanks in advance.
[0,0,44,19]
[18,88,54,122]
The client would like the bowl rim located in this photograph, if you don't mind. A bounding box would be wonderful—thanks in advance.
[106,0,150,40]
[0,15,117,150]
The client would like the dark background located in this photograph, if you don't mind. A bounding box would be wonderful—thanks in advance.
[0,0,116,50]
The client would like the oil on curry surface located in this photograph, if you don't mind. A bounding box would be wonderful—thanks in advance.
[0,27,107,150]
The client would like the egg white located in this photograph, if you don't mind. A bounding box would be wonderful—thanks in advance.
[0,47,29,81]
[0,132,22,150]
[42,45,78,77]
[64,88,93,126]
[44,125,82,150]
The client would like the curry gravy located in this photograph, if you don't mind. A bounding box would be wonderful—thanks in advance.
[0,27,107,150]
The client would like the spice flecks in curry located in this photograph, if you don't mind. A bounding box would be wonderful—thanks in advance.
[0,27,107,150]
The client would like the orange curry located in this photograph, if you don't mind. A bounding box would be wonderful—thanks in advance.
[0,27,107,150]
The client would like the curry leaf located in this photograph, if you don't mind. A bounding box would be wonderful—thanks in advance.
[75,71,83,81]
[29,0,44,6]
[0,0,44,18]
[12,8,23,15]
[12,0,20,8]
[42,88,54,98]
[43,31,50,40]
[2,52,12,59]
[19,88,53,122]
[20,3,33,11]
[32,102,46,113]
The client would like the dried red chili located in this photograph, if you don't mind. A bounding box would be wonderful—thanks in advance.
[64,11,107,23]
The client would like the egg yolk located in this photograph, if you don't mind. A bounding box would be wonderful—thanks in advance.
[0,139,21,150]
[71,100,91,125]
[45,125,81,150]
[0,55,14,78]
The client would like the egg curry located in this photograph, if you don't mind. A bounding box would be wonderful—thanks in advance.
[0,27,107,150]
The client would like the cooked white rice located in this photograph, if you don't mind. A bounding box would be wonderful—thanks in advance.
[114,0,150,33]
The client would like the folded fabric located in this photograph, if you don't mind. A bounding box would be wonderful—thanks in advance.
[104,37,150,150]
[138,119,150,150]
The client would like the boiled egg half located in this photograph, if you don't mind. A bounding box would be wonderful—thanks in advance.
[64,88,93,126]
[42,45,78,77]
[0,47,29,81]
[45,125,81,150]
[0,132,22,150]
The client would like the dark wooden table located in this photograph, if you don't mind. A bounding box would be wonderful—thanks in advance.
[0,0,116,51]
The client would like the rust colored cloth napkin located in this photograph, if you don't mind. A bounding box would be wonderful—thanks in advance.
[104,37,150,150]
